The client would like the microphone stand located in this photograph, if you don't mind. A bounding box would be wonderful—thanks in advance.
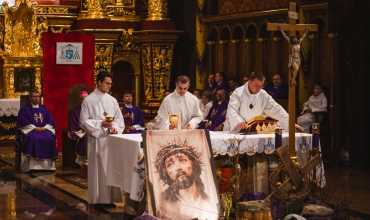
[221,97,252,134]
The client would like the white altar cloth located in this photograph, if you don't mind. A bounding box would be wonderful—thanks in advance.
[106,131,324,202]
[0,98,20,116]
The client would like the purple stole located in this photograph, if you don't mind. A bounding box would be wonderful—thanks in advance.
[198,101,228,131]
[68,104,86,156]
[123,105,144,134]
[263,84,288,100]
[15,104,59,159]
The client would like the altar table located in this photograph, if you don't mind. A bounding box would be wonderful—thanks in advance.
[0,99,19,140]
[106,131,325,202]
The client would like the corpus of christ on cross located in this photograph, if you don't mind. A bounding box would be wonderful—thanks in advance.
[267,2,318,157]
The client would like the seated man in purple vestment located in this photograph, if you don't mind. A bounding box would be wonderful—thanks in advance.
[213,72,230,94]
[204,73,216,92]
[121,90,145,133]
[68,91,89,166]
[15,90,59,172]
[198,89,228,131]
[263,74,288,100]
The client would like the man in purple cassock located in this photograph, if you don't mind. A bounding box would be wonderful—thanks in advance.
[15,90,59,172]
[121,90,145,133]
[212,72,230,94]
[198,89,228,131]
[204,73,216,92]
[68,91,88,166]
[263,74,288,100]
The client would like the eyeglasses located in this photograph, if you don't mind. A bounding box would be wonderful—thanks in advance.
[104,82,113,87]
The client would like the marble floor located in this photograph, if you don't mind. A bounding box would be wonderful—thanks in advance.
[0,145,370,220]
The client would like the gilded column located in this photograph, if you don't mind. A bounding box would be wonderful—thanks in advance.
[146,0,169,21]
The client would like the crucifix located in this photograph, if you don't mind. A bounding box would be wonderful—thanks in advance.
[267,2,318,157]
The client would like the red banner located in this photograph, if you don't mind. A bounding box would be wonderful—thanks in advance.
[42,33,95,151]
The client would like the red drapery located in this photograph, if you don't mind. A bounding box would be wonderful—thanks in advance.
[42,33,95,151]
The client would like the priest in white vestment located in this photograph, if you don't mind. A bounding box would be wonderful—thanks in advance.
[80,71,125,204]
[155,75,203,130]
[226,71,290,133]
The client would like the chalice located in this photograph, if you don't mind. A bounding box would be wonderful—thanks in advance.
[105,116,115,134]
[169,114,180,130]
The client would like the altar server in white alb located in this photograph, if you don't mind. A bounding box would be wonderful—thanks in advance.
[80,71,125,204]
[297,83,327,132]
[155,75,203,130]
[226,71,290,133]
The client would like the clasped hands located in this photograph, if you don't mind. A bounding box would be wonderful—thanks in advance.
[34,127,46,132]
[101,121,117,134]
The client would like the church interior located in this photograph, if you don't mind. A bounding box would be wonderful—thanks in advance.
[0,0,369,219]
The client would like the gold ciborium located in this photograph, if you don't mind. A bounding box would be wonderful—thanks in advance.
[169,114,180,130]
[105,116,115,134]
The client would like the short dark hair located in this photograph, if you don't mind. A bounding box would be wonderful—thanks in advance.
[176,75,190,84]
[28,89,40,98]
[123,90,132,96]
[314,83,323,89]
[96,71,113,85]
[228,76,238,82]
[194,89,203,96]
[216,71,226,79]
[249,71,265,82]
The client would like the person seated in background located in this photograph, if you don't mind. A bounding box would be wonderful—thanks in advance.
[198,89,228,131]
[200,90,214,119]
[121,90,145,133]
[297,83,327,133]
[204,73,215,92]
[193,88,203,107]
[193,89,203,99]
[242,75,249,84]
[15,89,59,172]
[146,89,171,130]
[226,76,240,96]
[68,90,89,166]
[213,71,229,94]
[263,74,288,100]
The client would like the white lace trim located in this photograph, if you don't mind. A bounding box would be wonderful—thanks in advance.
[0,107,19,116]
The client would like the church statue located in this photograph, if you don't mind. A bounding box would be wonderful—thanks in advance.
[153,47,171,98]
[277,26,309,86]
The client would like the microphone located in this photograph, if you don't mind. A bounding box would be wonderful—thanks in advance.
[221,96,247,124]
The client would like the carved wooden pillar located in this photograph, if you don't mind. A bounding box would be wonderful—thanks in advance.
[308,34,318,84]
[327,32,338,151]
[206,41,216,75]
[244,38,253,77]
[256,37,266,72]
[230,39,239,76]
[271,36,281,75]
[218,40,227,71]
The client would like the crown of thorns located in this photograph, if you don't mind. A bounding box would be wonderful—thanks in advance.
[155,140,203,172]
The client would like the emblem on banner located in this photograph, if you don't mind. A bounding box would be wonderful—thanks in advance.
[56,42,83,65]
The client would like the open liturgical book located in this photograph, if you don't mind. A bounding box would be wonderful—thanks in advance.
[245,115,278,134]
